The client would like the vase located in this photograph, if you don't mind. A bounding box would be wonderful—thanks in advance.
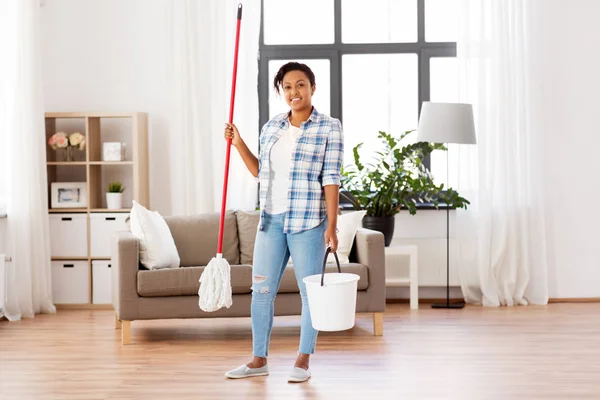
[60,146,75,162]
[362,215,395,247]
[106,193,122,210]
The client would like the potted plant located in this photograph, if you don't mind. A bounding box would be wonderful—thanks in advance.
[106,181,125,210]
[340,130,470,246]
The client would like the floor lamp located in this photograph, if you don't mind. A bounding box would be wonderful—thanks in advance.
[416,102,477,309]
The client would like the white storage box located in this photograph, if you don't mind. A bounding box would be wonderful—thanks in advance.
[49,214,88,257]
[90,213,129,258]
[51,261,90,304]
[103,142,126,161]
[92,260,112,304]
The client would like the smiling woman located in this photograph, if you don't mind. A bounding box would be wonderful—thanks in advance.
[272,62,316,112]
[223,61,344,383]
[268,59,331,117]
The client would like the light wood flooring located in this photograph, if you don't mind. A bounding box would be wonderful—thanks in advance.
[1,303,600,399]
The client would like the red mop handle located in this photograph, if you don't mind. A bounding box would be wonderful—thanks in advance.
[217,3,242,255]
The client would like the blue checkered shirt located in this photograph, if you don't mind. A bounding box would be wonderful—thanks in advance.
[257,107,344,234]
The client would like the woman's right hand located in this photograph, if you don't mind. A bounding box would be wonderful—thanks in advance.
[224,123,243,148]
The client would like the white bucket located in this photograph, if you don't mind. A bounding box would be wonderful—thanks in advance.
[303,271,360,331]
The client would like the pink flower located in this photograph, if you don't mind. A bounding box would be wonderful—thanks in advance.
[48,132,68,150]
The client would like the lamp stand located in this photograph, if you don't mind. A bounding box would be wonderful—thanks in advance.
[432,144,465,309]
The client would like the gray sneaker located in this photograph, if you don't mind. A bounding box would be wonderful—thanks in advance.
[225,364,269,379]
[288,367,311,383]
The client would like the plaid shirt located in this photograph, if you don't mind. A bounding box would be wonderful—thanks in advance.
[257,107,344,234]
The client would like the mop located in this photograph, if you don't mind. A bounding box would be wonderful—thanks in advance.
[198,3,243,312]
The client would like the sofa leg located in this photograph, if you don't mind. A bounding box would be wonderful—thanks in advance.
[122,320,131,345]
[373,312,383,336]
[115,313,121,330]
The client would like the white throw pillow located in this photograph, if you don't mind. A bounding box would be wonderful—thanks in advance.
[328,210,367,264]
[129,200,180,269]
[288,210,367,266]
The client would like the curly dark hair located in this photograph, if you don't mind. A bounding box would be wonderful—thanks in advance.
[273,62,316,95]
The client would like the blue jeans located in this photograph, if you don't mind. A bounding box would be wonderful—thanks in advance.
[251,212,327,358]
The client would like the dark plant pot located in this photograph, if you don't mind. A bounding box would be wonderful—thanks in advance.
[362,215,395,247]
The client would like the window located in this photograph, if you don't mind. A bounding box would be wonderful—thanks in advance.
[258,0,458,181]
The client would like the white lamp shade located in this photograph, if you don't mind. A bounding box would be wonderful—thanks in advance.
[417,102,477,144]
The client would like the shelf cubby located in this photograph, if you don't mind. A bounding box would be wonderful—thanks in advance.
[45,116,86,163]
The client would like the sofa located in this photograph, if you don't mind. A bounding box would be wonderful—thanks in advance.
[111,210,386,344]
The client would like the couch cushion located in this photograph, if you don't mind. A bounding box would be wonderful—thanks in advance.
[138,264,252,297]
[278,263,369,293]
[235,210,260,264]
[163,211,240,267]
[137,262,369,297]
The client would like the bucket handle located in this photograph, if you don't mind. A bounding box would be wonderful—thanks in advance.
[320,247,341,286]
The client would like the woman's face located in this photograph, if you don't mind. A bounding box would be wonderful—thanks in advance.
[281,70,315,112]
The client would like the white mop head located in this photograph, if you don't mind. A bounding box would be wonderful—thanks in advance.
[198,253,233,312]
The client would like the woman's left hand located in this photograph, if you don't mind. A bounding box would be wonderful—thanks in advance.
[324,227,339,252]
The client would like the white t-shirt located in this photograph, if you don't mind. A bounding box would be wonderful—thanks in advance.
[265,125,302,213]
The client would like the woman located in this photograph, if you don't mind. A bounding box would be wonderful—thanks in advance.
[224,62,344,383]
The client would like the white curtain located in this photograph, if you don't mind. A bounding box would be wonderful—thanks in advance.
[167,0,261,216]
[0,0,56,320]
[454,0,549,306]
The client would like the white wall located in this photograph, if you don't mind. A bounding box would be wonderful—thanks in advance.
[530,0,600,298]
[41,0,172,214]
[0,219,6,256]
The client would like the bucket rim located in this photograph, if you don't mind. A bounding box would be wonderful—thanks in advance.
[302,273,360,285]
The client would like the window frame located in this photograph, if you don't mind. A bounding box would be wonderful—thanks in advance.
[258,0,457,171]
[257,0,458,209]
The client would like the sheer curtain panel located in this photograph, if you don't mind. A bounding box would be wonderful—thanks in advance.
[455,0,549,307]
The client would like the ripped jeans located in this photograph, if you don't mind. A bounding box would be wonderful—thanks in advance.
[251,211,327,358]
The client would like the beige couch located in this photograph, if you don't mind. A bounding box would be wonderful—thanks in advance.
[111,210,386,344]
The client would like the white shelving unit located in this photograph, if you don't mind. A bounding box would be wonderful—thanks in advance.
[45,112,149,308]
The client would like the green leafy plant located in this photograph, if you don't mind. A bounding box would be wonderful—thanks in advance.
[107,181,125,193]
[340,130,469,217]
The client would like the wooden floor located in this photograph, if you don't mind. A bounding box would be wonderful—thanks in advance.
[1,303,600,400]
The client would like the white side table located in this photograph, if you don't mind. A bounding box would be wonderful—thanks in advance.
[384,245,419,310]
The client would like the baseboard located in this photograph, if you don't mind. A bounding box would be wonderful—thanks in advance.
[386,298,464,304]
[548,298,600,303]
[56,299,600,311]
[56,304,114,310]
[387,298,600,305]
